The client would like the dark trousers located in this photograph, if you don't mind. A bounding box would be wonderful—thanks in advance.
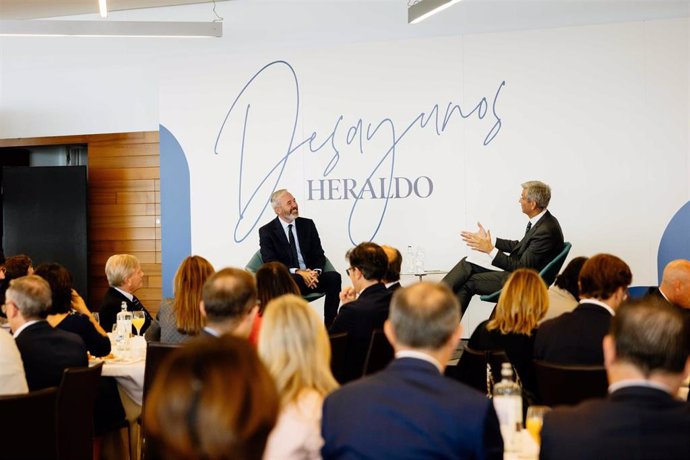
[292,270,342,327]
[441,257,509,314]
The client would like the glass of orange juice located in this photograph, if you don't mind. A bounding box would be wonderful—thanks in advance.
[525,405,551,445]
[132,311,145,336]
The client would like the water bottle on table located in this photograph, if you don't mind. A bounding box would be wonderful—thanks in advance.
[493,363,523,452]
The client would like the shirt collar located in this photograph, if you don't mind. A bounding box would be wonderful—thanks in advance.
[580,297,615,316]
[529,208,547,226]
[203,326,222,337]
[114,287,133,302]
[608,379,673,395]
[395,350,443,373]
[13,319,42,338]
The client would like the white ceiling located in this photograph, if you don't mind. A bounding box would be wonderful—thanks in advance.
[0,0,229,20]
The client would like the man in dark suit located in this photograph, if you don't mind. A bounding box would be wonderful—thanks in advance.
[5,275,87,391]
[199,267,258,339]
[382,245,402,292]
[442,180,564,314]
[540,297,690,460]
[534,253,632,365]
[322,282,503,459]
[329,242,393,382]
[99,254,153,334]
[648,259,690,328]
[259,189,341,326]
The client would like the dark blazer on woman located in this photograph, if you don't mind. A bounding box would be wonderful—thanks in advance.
[57,312,111,357]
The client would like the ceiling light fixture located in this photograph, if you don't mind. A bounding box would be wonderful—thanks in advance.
[408,0,462,24]
[0,20,222,38]
[99,0,108,18]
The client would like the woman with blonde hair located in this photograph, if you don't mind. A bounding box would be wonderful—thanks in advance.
[258,294,338,459]
[468,268,548,397]
[146,255,215,344]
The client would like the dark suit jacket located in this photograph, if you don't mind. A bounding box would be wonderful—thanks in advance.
[386,281,402,292]
[534,302,612,365]
[14,320,88,391]
[540,386,690,460]
[329,283,392,382]
[493,210,564,272]
[322,357,504,460]
[646,287,690,331]
[259,217,326,270]
[99,287,153,334]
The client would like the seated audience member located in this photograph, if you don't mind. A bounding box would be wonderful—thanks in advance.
[541,256,588,323]
[540,298,690,460]
[648,259,690,323]
[381,245,403,292]
[468,268,548,399]
[36,263,110,357]
[0,328,28,395]
[329,242,392,382]
[0,254,34,305]
[199,267,258,339]
[5,275,87,390]
[534,253,632,365]
[249,262,300,345]
[322,282,503,459]
[259,294,339,459]
[99,254,154,334]
[146,256,215,344]
[144,336,279,460]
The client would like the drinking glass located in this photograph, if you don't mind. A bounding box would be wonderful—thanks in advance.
[525,405,551,445]
[132,311,145,336]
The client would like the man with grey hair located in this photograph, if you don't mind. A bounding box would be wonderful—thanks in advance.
[540,297,690,460]
[322,282,503,459]
[443,180,564,314]
[259,189,341,326]
[648,259,690,328]
[4,275,86,391]
[99,254,153,334]
[199,267,258,338]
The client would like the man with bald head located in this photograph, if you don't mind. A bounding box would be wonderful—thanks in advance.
[381,245,402,292]
[648,259,690,332]
[199,267,258,339]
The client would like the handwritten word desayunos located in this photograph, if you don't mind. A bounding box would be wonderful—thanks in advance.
[308,176,433,201]
[215,60,506,244]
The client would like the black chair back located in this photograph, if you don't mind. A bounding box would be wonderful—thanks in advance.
[534,360,608,406]
[57,362,103,460]
[446,346,508,396]
[329,332,348,384]
[362,330,394,376]
[0,387,59,460]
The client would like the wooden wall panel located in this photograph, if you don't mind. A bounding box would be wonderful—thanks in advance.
[0,131,162,315]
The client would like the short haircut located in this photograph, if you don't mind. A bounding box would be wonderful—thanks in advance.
[6,275,52,320]
[202,268,257,324]
[105,254,140,287]
[381,245,402,283]
[488,269,548,335]
[173,256,215,335]
[346,242,388,281]
[270,189,289,209]
[389,282,459,350]
[144,336,279,460]
[255,262,300,315]
[5,255,33,279]
[521,180,551,209]
[258,294,338,407]
[579,253,632,300]
[34,263,73,315]
[610,297,689,377]
[554,256,588,301]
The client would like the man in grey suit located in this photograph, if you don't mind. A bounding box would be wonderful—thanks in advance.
[540,297,690,460]
[443,180,564,314]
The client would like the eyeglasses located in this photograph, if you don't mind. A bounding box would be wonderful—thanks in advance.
[346,267,357,276]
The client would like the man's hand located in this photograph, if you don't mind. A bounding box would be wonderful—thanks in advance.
[297,269,320,289]
[460,222,494,254]
[339,286,357,305]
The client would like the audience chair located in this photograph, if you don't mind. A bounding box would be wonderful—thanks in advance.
[0,387,59,460]
[533,360,608,406]
[141,342,181,460]
[329,332,349,384]
[445,346,508,396]
[57,362,103,460]
[244,250,338,302]
[362,330,394,376]
[480,242,572,303]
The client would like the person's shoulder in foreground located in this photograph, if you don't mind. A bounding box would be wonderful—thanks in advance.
[322,282,503,460]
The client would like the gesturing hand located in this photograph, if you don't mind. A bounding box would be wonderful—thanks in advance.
[460,222,494,254]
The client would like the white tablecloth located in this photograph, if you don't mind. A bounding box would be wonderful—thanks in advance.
[96,335,147,405]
